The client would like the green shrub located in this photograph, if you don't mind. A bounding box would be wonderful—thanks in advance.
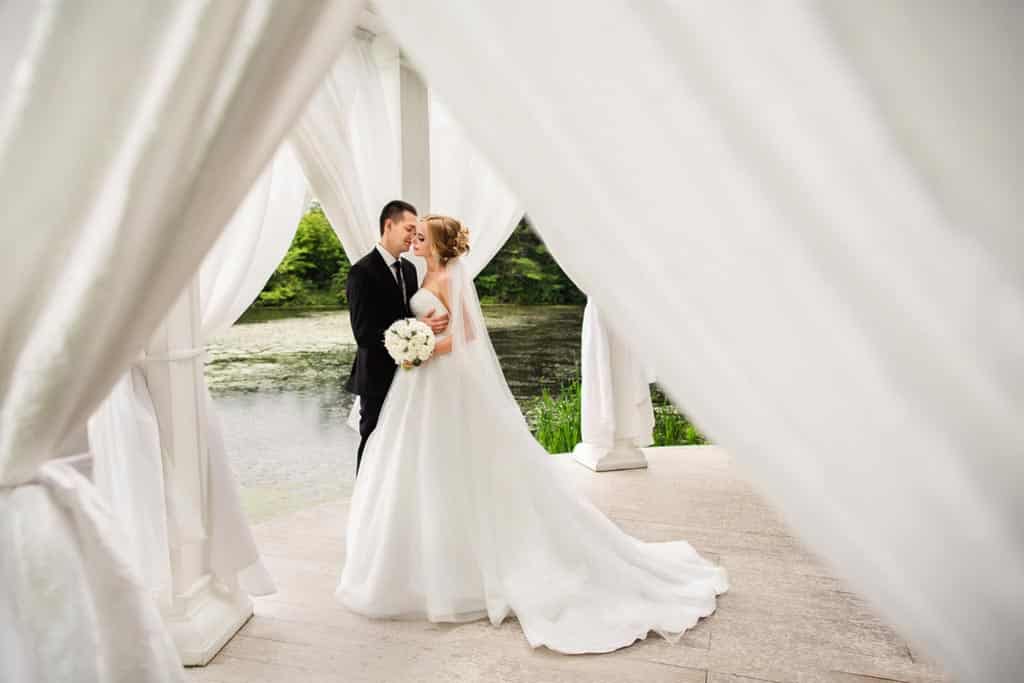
[653,408,706,446]
[257,273,304,306]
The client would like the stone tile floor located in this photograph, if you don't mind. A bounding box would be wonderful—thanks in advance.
[187,446,954,683]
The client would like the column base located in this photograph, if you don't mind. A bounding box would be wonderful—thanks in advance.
[572,441,649,472]
[164,575,253,666]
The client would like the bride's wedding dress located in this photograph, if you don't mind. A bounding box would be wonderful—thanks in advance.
[337,259,727,654]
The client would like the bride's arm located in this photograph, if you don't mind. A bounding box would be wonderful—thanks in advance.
[433,336,454,356]
[431,301,476,358]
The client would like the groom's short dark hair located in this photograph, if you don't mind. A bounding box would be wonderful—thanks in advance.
[379,200,418,235]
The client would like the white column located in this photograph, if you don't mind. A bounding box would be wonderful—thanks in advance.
[573,299,655,471]
[371,33,402,153]
[398,56,431,285]
[400,57,430,211]
[144,278,251,665]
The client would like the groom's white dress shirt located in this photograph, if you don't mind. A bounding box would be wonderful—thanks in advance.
[375,243,402,284]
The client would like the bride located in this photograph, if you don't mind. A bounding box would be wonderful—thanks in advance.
[337,214,727,654]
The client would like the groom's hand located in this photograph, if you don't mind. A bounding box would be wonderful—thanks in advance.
[421,308,449,335]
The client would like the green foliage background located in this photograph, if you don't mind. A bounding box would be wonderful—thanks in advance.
[257,205,350,307]
[474,219,585,305]
[253,208,583,309]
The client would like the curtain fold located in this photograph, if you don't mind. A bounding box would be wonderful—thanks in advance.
[374,1,1024,679]
[89,141,307,601]
[0,2,360,680]
[199,142,309,596]
[428,95,523,278]
[201,143,309,337]
[86,368,175,606]
[292,34,400,264]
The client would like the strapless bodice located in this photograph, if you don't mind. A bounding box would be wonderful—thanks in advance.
[411,288,450,339]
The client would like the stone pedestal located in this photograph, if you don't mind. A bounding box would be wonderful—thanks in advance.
[573,440,649,472]
[163,575,252,666]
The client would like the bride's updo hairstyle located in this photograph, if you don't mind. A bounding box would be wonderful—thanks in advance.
[422,214,470,265]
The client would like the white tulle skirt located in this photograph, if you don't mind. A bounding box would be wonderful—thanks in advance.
[336,348,728,654]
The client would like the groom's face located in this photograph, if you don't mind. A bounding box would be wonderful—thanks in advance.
[384,211,417,254]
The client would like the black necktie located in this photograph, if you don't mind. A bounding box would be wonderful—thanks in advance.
[392,260,407,310]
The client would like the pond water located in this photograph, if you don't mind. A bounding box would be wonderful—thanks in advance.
[206,305,583,521]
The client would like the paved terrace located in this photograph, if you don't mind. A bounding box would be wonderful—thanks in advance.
[188,446,953,683]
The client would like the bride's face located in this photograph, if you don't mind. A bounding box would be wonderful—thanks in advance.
[412,223,433,259]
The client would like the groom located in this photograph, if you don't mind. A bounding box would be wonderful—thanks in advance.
[346,200,448,474]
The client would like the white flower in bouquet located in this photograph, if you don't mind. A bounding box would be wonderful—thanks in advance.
[384,318,436,369]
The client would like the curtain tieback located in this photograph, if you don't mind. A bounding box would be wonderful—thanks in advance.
[0,452,92,489]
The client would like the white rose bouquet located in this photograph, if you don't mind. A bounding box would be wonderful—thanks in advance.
[384,318,436,370]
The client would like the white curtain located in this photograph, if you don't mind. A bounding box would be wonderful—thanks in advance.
[200,142,309,595]
[429,95,523,278]
[292,33,401,264]
[579,301,654,450]
[201,144,309,337]
[0,2,360,681]
[293,35,523,276]
[87,143,306,601]
[87,368,176,605]
[375,2,1024,680]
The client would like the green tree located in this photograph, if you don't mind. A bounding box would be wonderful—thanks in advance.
[474,217,584,305]
[258,206,351,306]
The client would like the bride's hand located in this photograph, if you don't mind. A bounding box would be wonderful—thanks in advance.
[420,308,449,335]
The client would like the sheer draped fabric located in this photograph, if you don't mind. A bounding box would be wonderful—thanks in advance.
[197,142,310,596]
[201,143,309,339]
[0,2,360,681]
[292,34,400,265]
[428,97,523,278]
[374,2,1024,678]
[292,37,522,279]
[87,142,306,603]
[87,368,175,606]
[579,301,654,449]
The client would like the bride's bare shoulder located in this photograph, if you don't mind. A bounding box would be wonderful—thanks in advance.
[429,275,453,311]
[419,273,451,309]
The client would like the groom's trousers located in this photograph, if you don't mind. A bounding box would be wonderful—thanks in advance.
[356,393,387,475]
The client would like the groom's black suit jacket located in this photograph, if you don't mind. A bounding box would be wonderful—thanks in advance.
[345,249,418,398]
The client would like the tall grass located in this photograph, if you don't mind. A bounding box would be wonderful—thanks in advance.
[528,379,582,455]
[527,376,707,454]
[653,407,706,446]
